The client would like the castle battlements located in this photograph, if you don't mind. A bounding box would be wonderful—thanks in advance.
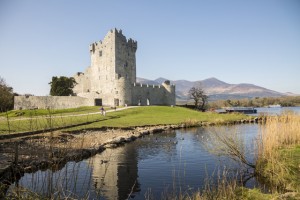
[89,28,137,54]
[133,83,160,88]
[133,82,175,89]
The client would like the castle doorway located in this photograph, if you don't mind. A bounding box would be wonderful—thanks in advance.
[94,98,102,106]
[114,98,119,106]
[147,98,150,106]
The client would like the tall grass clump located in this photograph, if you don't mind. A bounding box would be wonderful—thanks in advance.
[256,112,300,191]
[182,119,201,127]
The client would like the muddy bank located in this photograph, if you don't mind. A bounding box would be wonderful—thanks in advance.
[0,117,262,195]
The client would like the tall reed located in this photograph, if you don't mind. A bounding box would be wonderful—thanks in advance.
[256,112,300,190]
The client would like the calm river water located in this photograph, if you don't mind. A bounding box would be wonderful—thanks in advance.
[255,106,300,115]
[8,107,300,199]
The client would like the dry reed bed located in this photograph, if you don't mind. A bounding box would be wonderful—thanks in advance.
[257,113,300,191]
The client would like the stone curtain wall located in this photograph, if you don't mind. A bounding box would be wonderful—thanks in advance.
[14,96,93,110]
[132,83,175,106]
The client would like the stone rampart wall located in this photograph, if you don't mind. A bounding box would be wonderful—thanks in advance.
[132,83,175,106]
[14,96,93,110]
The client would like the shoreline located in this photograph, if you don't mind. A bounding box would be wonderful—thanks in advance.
[0,117,261,196]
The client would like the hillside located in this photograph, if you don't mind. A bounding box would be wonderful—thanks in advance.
[136,77,285,100]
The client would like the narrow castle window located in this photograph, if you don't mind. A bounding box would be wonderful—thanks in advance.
[124,61,128,68]
[99,51,102,57]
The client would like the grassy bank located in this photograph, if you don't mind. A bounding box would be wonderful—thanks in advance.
[184,112,300,200]
[64,106,248,131]
[0,106,101,118]
[0,110,102,135]
[0,106,248,135]
[256,113,300,192]
[203,112,300,199]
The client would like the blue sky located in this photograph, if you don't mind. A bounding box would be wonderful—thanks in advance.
[0,0,300,95]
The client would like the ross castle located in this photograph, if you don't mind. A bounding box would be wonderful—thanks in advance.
[14,29,175,109]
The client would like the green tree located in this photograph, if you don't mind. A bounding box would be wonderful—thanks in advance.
[49,76,77,96]
[0,77,14,111]
[188,83,208,111]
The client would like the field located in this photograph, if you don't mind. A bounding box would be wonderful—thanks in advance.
[0,106,248,135]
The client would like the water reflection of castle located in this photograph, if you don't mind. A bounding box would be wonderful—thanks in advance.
[90,145,140,200]
[89,131,177,199]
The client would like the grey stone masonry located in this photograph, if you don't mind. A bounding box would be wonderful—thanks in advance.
[14,28,175,110]
[73,28,175,107]
[14,96,93,110]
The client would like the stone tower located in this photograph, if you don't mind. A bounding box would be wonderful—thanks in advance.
[71,28,175,107]
[80,28,137,106]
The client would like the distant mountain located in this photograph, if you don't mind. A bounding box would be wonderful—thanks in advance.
[136,77,286,101]
[284,92,299,96]
[136,77,159,85]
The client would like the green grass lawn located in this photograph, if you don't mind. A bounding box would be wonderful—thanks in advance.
[0,106,102,118]
[0,112,102,134]
[63,106,248,131]
[0,106,248,135]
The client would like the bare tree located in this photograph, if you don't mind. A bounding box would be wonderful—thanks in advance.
[207,128,255,169]
[188,83,208,111]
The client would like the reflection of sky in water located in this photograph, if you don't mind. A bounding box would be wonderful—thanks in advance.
[9,124,262,199]
[136,125,259,198]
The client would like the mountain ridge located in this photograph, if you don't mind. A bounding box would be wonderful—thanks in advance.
[136,77,287,100]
